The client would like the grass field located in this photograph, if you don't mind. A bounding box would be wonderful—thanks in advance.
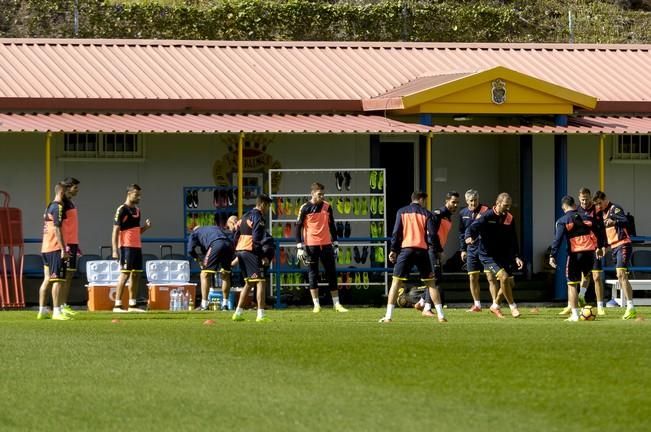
[1,306,650,432]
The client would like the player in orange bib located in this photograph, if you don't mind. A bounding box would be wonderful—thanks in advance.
[111,184,151,313]
[37,182,71,320]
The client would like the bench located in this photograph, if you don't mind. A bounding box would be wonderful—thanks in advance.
[605,279,651,306]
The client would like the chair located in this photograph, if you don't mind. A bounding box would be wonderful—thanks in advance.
[22,254,43,277]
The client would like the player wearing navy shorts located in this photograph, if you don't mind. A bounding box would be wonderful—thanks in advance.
[60,177,80,317]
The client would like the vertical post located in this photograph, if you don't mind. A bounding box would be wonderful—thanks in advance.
[45,132,52,205]
[599,134,605,191]
[237,132,244,217]
[519,135,533,278]
[426,133,432,210]
[554,134,568,300]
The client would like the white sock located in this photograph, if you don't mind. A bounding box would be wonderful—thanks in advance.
[491,303,499,309]
[385,304,395,319]
[509,303,518,310]
[235,307,244,315]
[571,308,579,318]
[626,300,635,310]
[331,295,340,306]
[53,306,61,315]
[579,287,587,298]
[423,303,432,312]
[474,300,481,308]
[312,297,320,307]
[416,298,425,307]
[597,301,604,308]
[201,299,209,308]
[434,304,444,318]
[222,298,228,307]
[114,300,122,307]
[39,306,49,314]
[129,299,137,307]
[257,308,265,318]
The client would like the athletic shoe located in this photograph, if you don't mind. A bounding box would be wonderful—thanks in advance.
[377,171,384,190]
[186,190,194,208]
[597,306,606,316]
[52,314,72,321]
[606,298,620,308]
[232,313,245,322]
[256,316,270,323]
[276,198,284,216]
[192,190,199,208]
[353,246,361,264]
[511,308,521,318]
[362,272,369,289]
[336,198,345,215]
[270,201,276,215]
[578,296,586,307]
[36,312,51,320]
[369,171,377,190]
[313,305,321,313]
[565,315,579,322]
[354,272,361,287]
[284,199,292,215]
[558,306,571,316]
[220,304,230,311]
[344,221,351,238]
[370,197,378,215]
[370,222,378,238]
[335,171,343,191]
[112,307,128,313]
[378,197,384,215]
[343,171,352,191]
[128,307,146,313]
[361,197,368,215]
[438,317,448,323]
[283,223,292,238]
[378,316,392,323]
[422,309,435,317]
[360,246,369,264]
[622,308,637,320]
[466,305,481,313]
[414,301,424,311]
[334,304,349,313]
[344,198,352,214]
[336,222,344,238]
[375,247,384,264]
[489,305,505,319]
[345,247,353,265]
[61,305,77,316]
[195,305,209,311]
[353,197,360,215]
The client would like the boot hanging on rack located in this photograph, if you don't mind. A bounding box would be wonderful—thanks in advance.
[343,171,352,191]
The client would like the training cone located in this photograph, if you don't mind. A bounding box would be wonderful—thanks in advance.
[203,319,216,325]
[111,319,121,324]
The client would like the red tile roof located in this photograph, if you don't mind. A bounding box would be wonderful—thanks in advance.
[0,39,650,112]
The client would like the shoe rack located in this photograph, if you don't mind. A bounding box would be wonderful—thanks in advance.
[182,185,260,257]
[267,169,387,297]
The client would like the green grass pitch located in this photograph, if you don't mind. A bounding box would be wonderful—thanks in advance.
[1,307,650,431]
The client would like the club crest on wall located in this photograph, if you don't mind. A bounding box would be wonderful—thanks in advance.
[491,79,506,105]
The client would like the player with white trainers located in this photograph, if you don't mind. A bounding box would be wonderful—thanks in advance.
[465,193,524,319]
[111,184,151,313]
[380,191,446,323]
[549,196,600,322]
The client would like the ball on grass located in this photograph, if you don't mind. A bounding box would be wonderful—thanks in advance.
[530,307,540,314]
[203,319,215,326]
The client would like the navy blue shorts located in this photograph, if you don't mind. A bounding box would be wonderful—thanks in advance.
[119,247,143,272]
[237,251,266,282]
[592,253,603,272]
[480,255,515,277]
[566,252,594,284]
[42,251,67,281]
[392,248,434,281]
[613,243,632,270]
[202,241,234,274]
[466,248,484,274]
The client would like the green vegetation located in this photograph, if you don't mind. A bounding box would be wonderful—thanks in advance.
[1,307,649,431]
[1,0,650,43]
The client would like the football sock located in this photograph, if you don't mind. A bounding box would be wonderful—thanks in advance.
[579,287,587,297]
[434,304,444,318]
[571,308,579,318]
[626,300,634,310]
[385,304,395,319]
[491,303,499,309]
[39,306,48,314]
[129,299,137,307]
[597,301,604,308]
[257,308,265,319]
[416,298,425,307]
[423,303,432,312]
[222,298,228,307]
[235,307,244,315]
[115,300,122,307]
[201,299,209,308]
[509,303,517,310]
[312,298,320,307]
[474,300,481,308]
[331,295,340,306]
[53,306,62,315]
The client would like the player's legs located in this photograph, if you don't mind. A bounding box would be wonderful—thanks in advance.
[380,276,403,322]
[306,246,322,312]
[486,271,498,305]
[615,244,636,319]
[321,244,346,311]
[114,271,130,311]
[220,271,232,310]
[255,280,267,321]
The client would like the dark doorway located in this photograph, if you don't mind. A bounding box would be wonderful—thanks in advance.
[370,136,415,233]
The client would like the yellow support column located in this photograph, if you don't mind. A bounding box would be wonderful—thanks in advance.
[426,133,433,210]
[45,132,52,204]
[237,132,245,217]
[599,134,605,191]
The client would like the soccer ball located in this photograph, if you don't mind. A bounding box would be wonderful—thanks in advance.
[579,305,596,321]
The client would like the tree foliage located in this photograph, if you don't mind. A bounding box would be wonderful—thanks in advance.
[1,0,650,43]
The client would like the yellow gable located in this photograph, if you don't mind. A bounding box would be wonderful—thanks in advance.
[382,66,597,115]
